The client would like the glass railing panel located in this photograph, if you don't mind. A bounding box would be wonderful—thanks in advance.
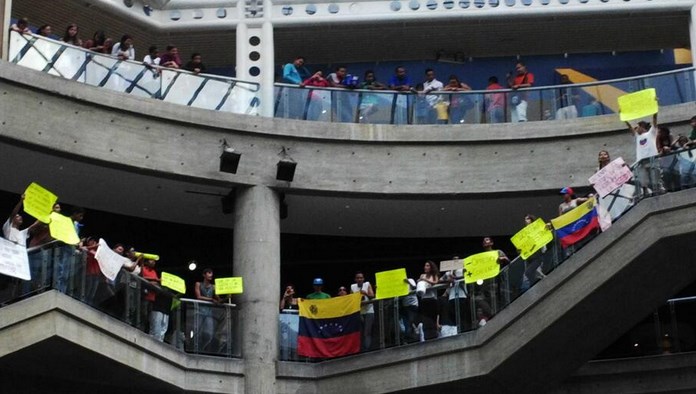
[274,85,311,120]
[9,32,87,82]
[161,66,254,114]
[356,90,394,124]
[279,309,300,361]
[180,299,240,357]
[331,90,360,123]
[84,54,161,98]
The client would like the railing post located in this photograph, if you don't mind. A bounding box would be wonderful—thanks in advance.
[0,0,11,61]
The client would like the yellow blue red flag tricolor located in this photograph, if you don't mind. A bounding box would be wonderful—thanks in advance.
[551,197,600,248]
[297,292,362,358]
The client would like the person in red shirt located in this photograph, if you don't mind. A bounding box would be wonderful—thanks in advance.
[485,76,505,123]
[507,62,534,122]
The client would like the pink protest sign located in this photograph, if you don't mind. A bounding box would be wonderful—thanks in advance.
[589,157,633,198]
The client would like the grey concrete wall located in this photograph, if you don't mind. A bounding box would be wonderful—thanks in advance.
[0,291,245,393]
[1,60,695,198]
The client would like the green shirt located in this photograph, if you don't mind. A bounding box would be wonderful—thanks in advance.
[306,291,331,299]
[690,127,696,141]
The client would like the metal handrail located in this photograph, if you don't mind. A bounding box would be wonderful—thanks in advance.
[275,66,695,95]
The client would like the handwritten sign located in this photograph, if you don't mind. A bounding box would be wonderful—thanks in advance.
[94,238,129,281]
[0,237,30,280]
[511,218,554,260]
[215,277,244,295]
[375,268,409,299]
[48,212,79,245]
[618,88,658,121]
[23,182,58,223]
[161,272,186,294]
[440,258,464,273]
[463,251,500,284]
[589,157,633,197]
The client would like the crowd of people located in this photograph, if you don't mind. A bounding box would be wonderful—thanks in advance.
[10,17,208,74]
[3,109,696,354]
[0,194,231,352]
[275,112,696,351]
[281,56,596,124]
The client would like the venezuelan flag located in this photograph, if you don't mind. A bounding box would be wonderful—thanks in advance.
[551,197,600,249]
[297,292,361,358]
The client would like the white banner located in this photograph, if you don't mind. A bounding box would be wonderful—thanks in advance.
[94,238,129,281]
[589,157,633,198]
[0,237,30,280]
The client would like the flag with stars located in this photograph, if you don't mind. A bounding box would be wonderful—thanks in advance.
[551,197,601,249]
[297,292,362,358]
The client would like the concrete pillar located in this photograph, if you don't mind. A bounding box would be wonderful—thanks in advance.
[236,0,275,117]
[0,0,12,61]
[233,185,280,394]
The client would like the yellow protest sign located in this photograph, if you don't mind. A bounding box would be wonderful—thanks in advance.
[23,182,58,223]
[375,268,409,299]
[215,277,244,295]
[48,212,79,245]
[133,252,160,261]
[617,88,658,122]
[511,218,554,260]
[463,251,500,284]
[161,272,186,294]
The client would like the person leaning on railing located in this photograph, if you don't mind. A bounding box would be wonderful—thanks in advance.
[10,17,31,34]
[194,268,220,352]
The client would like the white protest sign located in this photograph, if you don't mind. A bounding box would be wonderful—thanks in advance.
[94,238,129,281]
[440,259,464,273]
[0,237,30,280]
[589,157,633,198]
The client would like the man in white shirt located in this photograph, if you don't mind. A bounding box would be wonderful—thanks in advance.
[2,194,36,246]
[626,113,661,198]
[421,69,444,123]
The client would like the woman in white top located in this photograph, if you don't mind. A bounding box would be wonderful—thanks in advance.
[418,261,440,340]
[112,34,135,61]
[351,271,374,351]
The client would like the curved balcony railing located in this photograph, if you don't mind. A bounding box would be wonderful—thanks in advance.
[8,31,260,116]
[274,67,696,124]
[0,149,694,360]
[9,32,694,126]
[279,146,696,361]
[0,242,240,358]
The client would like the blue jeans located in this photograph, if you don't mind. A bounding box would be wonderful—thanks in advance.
[54,245,75,294]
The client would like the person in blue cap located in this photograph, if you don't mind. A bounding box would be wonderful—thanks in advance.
[306,277,331,299]
[558,187,590,216]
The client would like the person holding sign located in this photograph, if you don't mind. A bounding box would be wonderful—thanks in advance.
[520,215,547,292]
[54,207,85,294]
[440,256,472,333]
[351,271,375,351]
[195,268,220,352]
[478,237,508,317]
[3,195,39,246]
[626,113,661,199]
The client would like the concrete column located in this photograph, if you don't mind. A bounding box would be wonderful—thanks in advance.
[235,0,275,117]
[233,185,280,394]
[0,0,12,61]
